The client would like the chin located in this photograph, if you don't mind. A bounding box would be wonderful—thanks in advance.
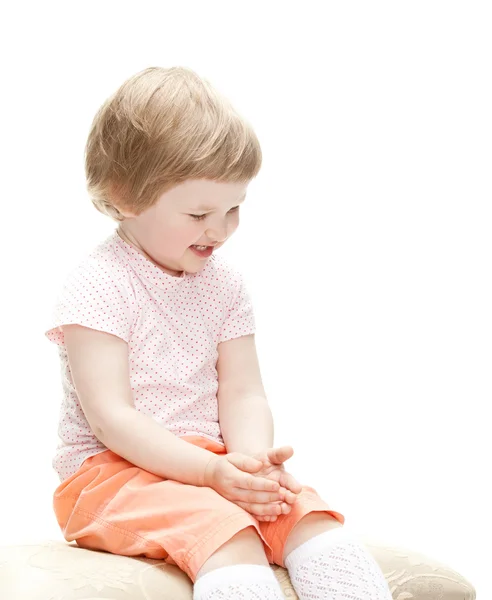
[189,261,209,272]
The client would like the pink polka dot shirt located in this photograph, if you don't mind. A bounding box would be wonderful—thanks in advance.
[46,230,256,482]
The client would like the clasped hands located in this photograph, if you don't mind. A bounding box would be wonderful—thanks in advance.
[204,446,302,522]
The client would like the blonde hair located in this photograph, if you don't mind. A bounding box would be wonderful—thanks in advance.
[85,66,262,221]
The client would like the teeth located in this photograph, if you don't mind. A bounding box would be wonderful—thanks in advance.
[194,245,208,250]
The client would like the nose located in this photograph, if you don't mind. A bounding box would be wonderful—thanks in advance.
[206,221,229,244]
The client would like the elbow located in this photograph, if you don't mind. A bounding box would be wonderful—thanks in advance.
[89,418,113,446]
[89,407,132,446]
[92,422,108,443]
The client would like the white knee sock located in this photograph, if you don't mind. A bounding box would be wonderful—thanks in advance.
[193,564,285,600]
[285,527,393,600]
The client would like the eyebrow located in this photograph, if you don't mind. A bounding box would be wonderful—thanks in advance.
[191,194,247,213]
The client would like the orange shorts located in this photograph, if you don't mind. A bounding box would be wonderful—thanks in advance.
[53,436,345,582]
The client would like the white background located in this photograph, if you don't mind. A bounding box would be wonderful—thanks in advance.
[1,1,490,597]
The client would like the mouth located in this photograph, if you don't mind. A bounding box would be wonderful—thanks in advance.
[189,244,215,258]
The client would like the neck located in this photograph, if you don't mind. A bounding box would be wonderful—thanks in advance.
[116,226,184,277]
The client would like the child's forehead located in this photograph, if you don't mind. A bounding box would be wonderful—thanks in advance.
[190,194,247,212]
[168,179,249,208]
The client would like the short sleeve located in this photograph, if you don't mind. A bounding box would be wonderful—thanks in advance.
[219,270,256,343]
[45,260,136,347]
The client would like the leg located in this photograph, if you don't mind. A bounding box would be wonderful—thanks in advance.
[283,517,393,600]
[56,441,286,598]
[196,526,269,579]
[257,485,345,568]
[193,526,285,599]
[283,511,342,563]
[260,488,391,599]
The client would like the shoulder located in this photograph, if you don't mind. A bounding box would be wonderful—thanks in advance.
[46,235,137,345]
[52,233,137,322]
[62,234,133,294]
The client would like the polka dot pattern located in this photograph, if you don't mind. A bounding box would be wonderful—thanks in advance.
[46,230,256,482]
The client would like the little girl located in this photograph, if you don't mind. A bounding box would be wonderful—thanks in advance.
[46,66,392,600]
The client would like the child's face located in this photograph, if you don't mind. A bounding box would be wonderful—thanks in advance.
[117,179,249,276]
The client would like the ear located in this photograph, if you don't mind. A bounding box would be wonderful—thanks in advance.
[107,182,136,219]
[117,207,137,219]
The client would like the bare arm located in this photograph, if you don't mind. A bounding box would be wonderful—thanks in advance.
[217,334,274,454]
[62,324,218,486]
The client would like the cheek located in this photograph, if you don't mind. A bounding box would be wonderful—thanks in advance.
[169,223,201,251]
[230,214,240,232]
[181,222,201,242]
[169,229,191,249]
[144,222,183,254]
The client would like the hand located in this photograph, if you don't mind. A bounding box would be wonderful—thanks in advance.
[204,452,284,511]
[235,446,303,523]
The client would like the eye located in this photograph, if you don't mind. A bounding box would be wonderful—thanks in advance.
[189,206,240,221]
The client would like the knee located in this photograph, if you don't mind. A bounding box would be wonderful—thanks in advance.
[196,526,268,580]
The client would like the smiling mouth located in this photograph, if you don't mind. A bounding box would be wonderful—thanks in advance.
[189,245,215,258]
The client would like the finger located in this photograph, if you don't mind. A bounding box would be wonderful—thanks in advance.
[236,473,280,493]
[227,453,263,473]
[282,489,299,504]
[232,488,284,504]
[267,446,294,465]
[276,488,296,509]
[235,500,283,517]
[260,515,277,522]
[280,501,292,515]
[277,486,298,504]
[279,471,303,495]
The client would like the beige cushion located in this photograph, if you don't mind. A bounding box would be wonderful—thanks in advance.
[0,539,475,599]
